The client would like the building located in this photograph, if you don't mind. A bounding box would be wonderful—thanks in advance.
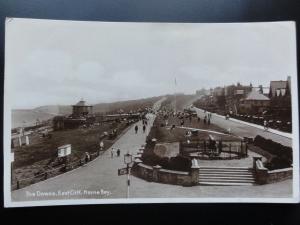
[269,76,291,98]
[53,99,95,130]
[268,76,291,119]
[72,100,93,117]
[239,90,270,114]
[224,83,252,114]
[196,88,209,96]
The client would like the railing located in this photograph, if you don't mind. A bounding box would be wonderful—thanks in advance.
[179,140,248,159]
[11,150,105,191]
[12,119,136,191]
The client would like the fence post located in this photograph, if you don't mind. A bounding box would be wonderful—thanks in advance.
[191,158,200,185]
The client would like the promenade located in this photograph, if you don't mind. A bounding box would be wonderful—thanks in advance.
[193,107,292,147]
[11,98,293,203]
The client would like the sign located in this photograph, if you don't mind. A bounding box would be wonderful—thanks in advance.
[57,144,72,158]
[118,167,128,176]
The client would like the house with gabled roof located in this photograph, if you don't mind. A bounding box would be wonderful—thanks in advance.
[239,90,270,114]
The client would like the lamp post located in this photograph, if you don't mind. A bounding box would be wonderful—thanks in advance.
[99,141,104,155]
[124,152,133,198]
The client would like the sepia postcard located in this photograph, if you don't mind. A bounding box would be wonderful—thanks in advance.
[3,18,299,207]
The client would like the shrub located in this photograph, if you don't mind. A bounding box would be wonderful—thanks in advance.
[254,135,292,170]
[264,156,291,170]
[141,153,191,172]
[167,155,191,171]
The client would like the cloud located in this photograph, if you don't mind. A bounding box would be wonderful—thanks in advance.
[5,19,296,108]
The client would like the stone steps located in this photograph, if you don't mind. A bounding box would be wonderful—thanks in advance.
[198,166,256,186]
[199,181,254,186]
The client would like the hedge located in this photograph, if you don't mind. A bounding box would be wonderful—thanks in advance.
[254,135,292,170]
[141,153,191,172]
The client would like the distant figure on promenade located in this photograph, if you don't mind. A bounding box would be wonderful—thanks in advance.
[117,149,121,157]
[135,125,138,134]
[143,125,146,133]
[227,127,231,134]
[197,117,201,122]
[226,114,229,120]
[85,152,90,163]
[99,141,104,151]
[111,148,115,158]
[208,118,211,125]
[204,115,207,124]
[263,120,268,131]
[180,120,184,127]
[145,120,148,126]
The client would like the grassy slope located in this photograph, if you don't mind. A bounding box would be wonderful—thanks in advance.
[12,96,163,128]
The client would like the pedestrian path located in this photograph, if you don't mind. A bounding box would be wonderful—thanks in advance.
[11,96,167,202]
[192,107,291,147]
[193,107,292,139]
[9,98,293,204]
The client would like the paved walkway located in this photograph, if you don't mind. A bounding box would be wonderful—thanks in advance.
[11,97,166,201]
[12,113,157,201]
[193,107,292,147]
[11,97,293,203]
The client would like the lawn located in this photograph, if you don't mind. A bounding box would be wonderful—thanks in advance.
[12,120,132,183]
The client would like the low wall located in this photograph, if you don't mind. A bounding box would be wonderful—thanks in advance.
[253,157,293,184]
[267,167,293,183]
[133,163,194,186]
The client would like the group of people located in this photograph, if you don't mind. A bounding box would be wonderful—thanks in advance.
[135,118,148,134]
[203,113,212,125]
[110,147,121,158]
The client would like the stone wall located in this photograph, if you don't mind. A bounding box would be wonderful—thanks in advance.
[133,162,195,186]
[253,157,293,184]
[267,167,293,183]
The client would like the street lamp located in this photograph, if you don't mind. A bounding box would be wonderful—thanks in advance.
[124,152,133,198]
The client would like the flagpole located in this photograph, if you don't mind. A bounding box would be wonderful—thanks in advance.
[174,78,177,114]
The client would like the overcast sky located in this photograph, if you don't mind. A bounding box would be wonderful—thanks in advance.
[5,19,297,109]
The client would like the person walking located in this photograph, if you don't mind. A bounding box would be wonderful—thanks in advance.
[135,125,138,134]
[143,125,146,133]
[180,120,184,127]
[263,120,268,131]
[227,127,231,134]
[85,152,90,163]
[117,149,121,157]
[111,148,115,158]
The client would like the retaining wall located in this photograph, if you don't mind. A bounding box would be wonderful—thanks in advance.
[253,157,293,184]
[133,163,194,186]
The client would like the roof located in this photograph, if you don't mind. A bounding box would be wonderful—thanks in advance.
[245,90,270,101]
[73,100,92,107]
[270,80,287,96]
[252,87,270,95]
